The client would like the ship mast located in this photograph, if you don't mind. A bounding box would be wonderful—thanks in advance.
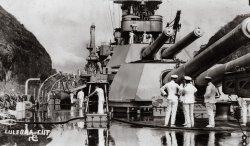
[85,24,101,75]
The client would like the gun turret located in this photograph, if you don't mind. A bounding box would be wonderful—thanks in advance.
[161,28,203,59]
[163,18,250,83]
[141,28,174,60]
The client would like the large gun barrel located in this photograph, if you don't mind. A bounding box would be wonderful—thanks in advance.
[141,28,174,60]
[163,18,250,84]
[161,27,203,59]
[195,53,250,86]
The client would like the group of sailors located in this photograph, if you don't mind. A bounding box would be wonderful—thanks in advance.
[160,75,217,128]
[129,31,153,44]
[70,85,105,114]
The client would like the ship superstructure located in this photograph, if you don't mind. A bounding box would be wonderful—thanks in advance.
[104,0,204,111]
[103,0,250,114]
[34,0,250,117]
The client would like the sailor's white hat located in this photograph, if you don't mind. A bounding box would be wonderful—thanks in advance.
[171,75,178,79]
[184,76,192,81]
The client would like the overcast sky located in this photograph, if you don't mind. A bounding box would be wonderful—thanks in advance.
[0,0,249,73]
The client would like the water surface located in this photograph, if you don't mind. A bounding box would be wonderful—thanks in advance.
[0,121,247,146]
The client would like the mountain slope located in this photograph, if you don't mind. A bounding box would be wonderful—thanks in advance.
[0,5,53,92]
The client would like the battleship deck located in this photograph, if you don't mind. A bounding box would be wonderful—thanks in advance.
[1,104,249,132]
[113,116,250,132]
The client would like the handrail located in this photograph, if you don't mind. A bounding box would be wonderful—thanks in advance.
[25,78,40,95]
[37,73,61,104]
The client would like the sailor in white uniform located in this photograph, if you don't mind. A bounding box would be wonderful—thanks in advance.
[182,76,197,127]
[238,97,250,126]
[204,76,218,128]
[129,31,135,44]
[77,89,85,108]
[87,85,105,114]
[160,74,181,127]
[142,31,147,43]
[70,92,75,104]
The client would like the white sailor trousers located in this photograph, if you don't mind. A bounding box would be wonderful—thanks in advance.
[70,95,74,103]
[165,99,178,125]
[183,103,194,127]
[205,103,215,126]
[242,100,250,124]
[79,99,84,108]
[98,100,104,114]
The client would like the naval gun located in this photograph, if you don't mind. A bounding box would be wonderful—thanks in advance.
[163,18,250,84]
[194,53,250,98]
[190,53,250,106]
[140,28,174,60]
[140,27,203,60]
[161,27,203,59]
[196,53,250,86]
